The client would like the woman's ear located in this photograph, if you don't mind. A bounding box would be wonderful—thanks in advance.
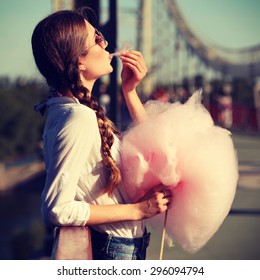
[78,58,86,71]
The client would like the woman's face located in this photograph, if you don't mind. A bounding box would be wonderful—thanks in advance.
[79,21,113,83]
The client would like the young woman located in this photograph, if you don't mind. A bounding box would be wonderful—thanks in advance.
[31,9,171,260]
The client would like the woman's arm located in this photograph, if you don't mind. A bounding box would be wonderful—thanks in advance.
[43,104,172,227]
[120,51,149,124]
[87,186,171,225]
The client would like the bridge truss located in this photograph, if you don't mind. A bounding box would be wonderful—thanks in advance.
[148,0,260,87]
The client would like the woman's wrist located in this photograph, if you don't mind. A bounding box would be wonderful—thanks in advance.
[122,88,137,97]
[131,202,145,221]
[122,89,148,124]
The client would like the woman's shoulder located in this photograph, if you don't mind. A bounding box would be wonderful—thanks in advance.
[69,102,96,118]
[64,103,98,131]
[46,99,98,131]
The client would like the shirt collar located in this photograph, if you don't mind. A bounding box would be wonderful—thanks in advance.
[34,91,80,116]
[46,96,80,106]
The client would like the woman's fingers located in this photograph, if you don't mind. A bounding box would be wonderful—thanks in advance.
[156,190,172,207]
[136,184,173,219]
[120,51,148,75]
[120,50,148,93]
[146,189,172,215]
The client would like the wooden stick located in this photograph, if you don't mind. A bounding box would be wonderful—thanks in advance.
[159,209,168,260]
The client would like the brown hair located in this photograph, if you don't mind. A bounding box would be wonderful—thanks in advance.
[31,9,121,195]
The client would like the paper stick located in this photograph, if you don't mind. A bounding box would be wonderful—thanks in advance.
[159,209,168,260]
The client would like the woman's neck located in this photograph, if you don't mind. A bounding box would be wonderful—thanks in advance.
[59,89,74,97]
[59,79,95,98]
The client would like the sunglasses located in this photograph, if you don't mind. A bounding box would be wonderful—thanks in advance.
[82,28,108,54]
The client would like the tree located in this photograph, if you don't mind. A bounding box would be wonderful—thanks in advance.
[0,77,47,161]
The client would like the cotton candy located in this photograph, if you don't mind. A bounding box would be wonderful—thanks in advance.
[120,91,238,253]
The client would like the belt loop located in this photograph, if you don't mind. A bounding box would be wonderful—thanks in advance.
[143,228,150,251]
[141,228,147,252]
[105,234,112,254]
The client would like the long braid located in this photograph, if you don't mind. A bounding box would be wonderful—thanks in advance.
[71,81,121,196]
[31,9,122,195]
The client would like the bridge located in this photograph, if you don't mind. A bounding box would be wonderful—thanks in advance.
[42,0,260,260]
[50,0,260,131]
[53,0,260,82]
[135,0,260,89]
[131,0,260,131]
[165,0,260,79]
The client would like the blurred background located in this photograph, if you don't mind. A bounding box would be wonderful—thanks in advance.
[0,0,259,260]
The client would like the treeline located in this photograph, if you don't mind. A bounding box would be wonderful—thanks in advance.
[0,77,48,162]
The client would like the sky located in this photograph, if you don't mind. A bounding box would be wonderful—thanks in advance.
[0,0,259,79]
[176,0,260,49]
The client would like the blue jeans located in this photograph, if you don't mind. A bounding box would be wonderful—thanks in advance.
[90,228,151,260]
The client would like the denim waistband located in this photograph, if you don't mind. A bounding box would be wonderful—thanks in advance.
[90,228,151,260]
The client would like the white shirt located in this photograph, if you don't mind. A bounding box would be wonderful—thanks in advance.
[41,96,145,238]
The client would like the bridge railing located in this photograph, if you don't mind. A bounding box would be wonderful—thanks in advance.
[51,226,92,260]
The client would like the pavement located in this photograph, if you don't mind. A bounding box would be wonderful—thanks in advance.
[147,131,260,260]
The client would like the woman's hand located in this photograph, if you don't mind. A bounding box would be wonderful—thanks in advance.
[136,185,172,220]
[120,51,148,95]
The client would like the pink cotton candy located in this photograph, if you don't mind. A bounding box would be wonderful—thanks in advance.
[120,91,238,253]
